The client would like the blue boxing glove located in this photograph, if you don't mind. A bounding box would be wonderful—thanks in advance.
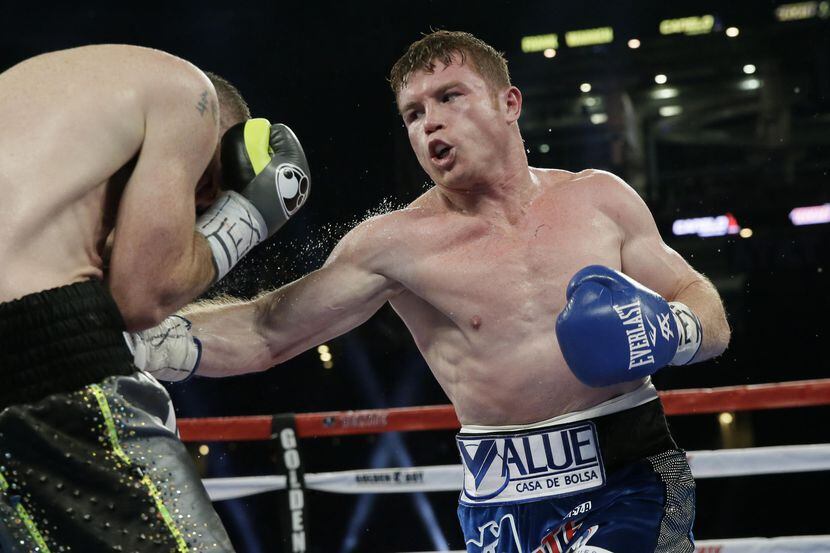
[555,265,702,387]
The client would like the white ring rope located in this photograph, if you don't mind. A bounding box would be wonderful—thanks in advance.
[202,443,830,501]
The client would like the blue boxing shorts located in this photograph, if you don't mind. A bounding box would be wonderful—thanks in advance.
[456,381,695,553]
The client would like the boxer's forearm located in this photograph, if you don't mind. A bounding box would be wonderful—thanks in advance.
[182,298,275,377]
[671,277,730,363]
[240,267,396,367]
[170,239,397,378]
[110,232,216,331]
[155,233,218,313]
[182,267,390,376]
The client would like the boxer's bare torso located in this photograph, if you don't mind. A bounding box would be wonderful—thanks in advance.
[195,167,661,425]
[323,169,643,425]
[0,45,218,321]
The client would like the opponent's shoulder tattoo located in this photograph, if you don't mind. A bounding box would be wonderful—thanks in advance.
[195,90,219,122]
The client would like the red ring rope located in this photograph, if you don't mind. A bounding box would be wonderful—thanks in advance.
[177,378,830,442]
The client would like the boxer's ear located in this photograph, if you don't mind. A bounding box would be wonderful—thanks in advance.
[504,86,522,124]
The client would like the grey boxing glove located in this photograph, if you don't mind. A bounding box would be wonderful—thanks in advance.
[197,118,311,281]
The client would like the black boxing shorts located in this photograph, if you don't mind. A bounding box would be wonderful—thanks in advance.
[0,281,234,552]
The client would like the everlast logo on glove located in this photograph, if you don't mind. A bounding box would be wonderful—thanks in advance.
[611,298,673,371]
[612,298,656,371]
[457,422,605,505]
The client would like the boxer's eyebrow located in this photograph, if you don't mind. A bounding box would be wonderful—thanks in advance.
[398,82,466,116]
[436,81,464,93]
[398,99,420,117]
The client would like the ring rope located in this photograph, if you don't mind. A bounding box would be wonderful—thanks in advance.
[200,443,830,501]
[178,378,830,442]
[182,379,830,551]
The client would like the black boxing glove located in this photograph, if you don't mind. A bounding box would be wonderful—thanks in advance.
[196,118,311,280]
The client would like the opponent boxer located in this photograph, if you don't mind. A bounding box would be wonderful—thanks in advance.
[138,31,728,552]
[0,44,310,552]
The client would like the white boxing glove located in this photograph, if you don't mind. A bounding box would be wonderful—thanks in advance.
[126,315,201,382]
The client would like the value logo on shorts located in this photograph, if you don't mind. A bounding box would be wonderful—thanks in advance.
[457,422,605,505]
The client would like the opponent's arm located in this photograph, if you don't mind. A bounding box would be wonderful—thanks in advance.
[108,58,220,331]
[111,66,310,331]
[133,218,403,380]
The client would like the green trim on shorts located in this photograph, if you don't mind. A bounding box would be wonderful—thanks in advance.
[1,467,51,552]
[88,384,189,553]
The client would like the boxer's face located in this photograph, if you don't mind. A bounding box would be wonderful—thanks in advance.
[194,147,222,214]
[398,55,512,191]
[195,119,239,214]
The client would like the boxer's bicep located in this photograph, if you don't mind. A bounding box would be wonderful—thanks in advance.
[254,260,401,365]
[600,172,698,301]
[622,233,697,301]
[242,213,403,365]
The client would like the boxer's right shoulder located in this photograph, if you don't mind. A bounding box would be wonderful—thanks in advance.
[333,206,427,261]
[20,45,212,119]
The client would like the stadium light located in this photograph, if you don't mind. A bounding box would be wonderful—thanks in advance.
[590,113,608,125]
[565,27,614,47]
[521,33,559,53]
[659,15,715,35]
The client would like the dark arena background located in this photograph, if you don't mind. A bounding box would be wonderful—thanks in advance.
[2,1,828,551]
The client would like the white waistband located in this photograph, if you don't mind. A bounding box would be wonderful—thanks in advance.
[460,378,658,434]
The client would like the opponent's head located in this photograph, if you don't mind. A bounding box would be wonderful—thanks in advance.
[206,71,251,135]
[196,71,251,212]
[391,31,522,191]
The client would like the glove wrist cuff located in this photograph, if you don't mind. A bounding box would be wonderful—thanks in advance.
[668,302,703,366]
[128,315,202,382]
[196,191,268,281]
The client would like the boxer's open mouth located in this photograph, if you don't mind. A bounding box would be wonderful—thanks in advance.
[429,140,455,167]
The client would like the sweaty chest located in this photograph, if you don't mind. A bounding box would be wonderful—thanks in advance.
[397,206,621,330]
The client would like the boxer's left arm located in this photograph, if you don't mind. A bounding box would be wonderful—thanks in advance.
[604,172,730,363]
[134,216,404,380]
